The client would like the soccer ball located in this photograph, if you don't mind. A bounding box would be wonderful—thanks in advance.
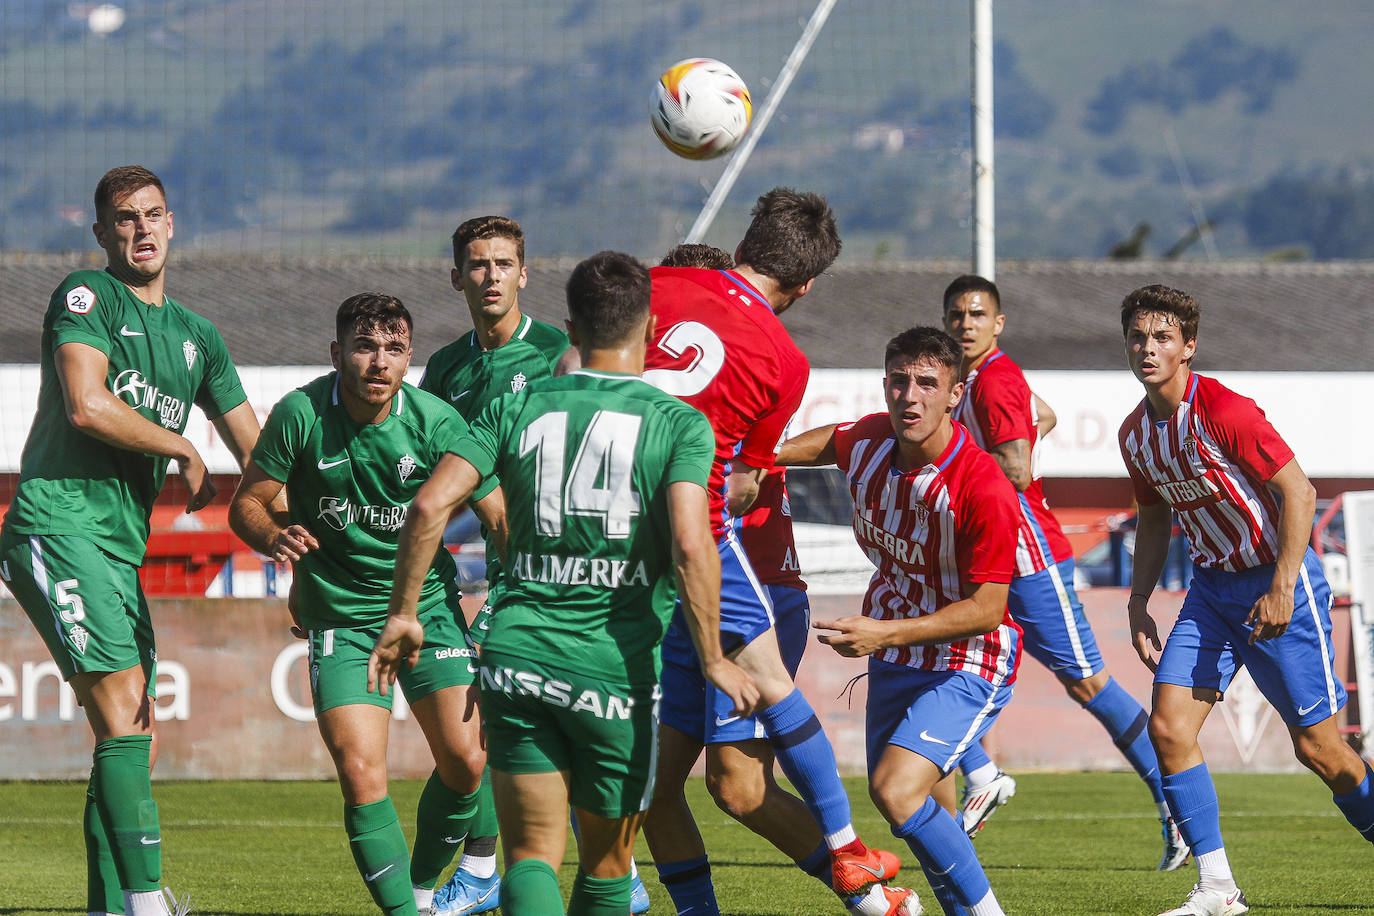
[650,58,753,160]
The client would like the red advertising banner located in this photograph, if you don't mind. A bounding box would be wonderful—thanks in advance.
[0,590,1353,779]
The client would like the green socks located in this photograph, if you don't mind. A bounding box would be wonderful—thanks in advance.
[84,773,124,914]
[411,770,480,889]
[466,766,499,849]
[92,735,160,893]
[503,859,565,915]
[569,870,633,916]
[345,797,418,916]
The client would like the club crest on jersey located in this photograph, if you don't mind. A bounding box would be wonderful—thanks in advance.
[183,340,198,370]
[511,371,527,393]
[69,624,90,655]
[397,454,416,483]
[909,497,930,527]
[1182,435,1199,462]
[66,285,96,314]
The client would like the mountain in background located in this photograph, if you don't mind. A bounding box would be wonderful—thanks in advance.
[1,0,1371,261]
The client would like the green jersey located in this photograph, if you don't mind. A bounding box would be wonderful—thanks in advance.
[3,269,246,566]
[454,369,714,685]
[419,314,569,422]
[252,374,485,629]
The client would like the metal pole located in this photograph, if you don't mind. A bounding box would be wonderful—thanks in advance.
[686,0,838,243]
[971,0,995,279]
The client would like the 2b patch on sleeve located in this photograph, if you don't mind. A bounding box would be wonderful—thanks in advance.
[65,285,97,314]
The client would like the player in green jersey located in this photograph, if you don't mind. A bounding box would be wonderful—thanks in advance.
[230,294,502,916]
[0,165,261,916]
[420,215,582,915]
[371,251,760,916]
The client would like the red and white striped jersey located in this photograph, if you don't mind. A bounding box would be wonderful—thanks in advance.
[953,348,1074,575]
[833,414,1021,683]
[1118,372,1294,571]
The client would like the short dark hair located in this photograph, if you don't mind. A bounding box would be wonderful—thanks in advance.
[942,274,1001,315]
[734,187,841,289]
[452,215,524,267]
[1120,284,1200,342]
[565,251,651,349]
[336,293,413,343]
[884,327,962,376]
[659,243,735,270]
[94,165,166,222]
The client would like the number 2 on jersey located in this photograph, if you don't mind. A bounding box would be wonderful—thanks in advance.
[519,410,643,538]
[643,321,725,397]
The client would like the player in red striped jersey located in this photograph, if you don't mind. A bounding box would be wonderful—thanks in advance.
[1119,285,1374,916]
[781,327,1020,916]
[942,275,1180,868]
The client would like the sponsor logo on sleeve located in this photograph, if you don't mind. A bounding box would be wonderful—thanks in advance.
[65,285,96,314]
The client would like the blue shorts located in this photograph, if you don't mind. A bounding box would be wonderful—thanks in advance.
[865,655,1016,776]
[1155,548,1346,728]
[1009,558,1104,681]
[660,533,773,673]
[660,566,809,744]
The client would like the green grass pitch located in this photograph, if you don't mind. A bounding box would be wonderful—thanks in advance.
[1,773,1369,915]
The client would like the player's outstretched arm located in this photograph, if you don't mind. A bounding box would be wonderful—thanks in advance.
[1248,458,1316,644]
[386,452,482,621]
[1127,500,1173,671]
[815,580,1009,656]
[209,401,263,472]
[776,424,839,467]
[1033,392,1057,438]
[667,480,760,717]
[229,462,320,563]
[56,341,217,511]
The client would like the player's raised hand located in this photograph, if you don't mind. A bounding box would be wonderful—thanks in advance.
[1127,598,1161,672]
[367,615,425,696]
[1246,587,1294,645]
[814,615,891,657]
[703,657,760,718]
[178,449,216,512]
[271,524,319,563]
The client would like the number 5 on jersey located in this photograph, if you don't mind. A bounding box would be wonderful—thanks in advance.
[520,410,643,538]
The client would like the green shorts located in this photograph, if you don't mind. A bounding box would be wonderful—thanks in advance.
[479,650,660,818]
[309,596,476,715]
[1,530,155,685]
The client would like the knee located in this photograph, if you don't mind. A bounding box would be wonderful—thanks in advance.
[706,769,767,821]
[1062,670,1107,706]
[334,753,387,804]
[1291,731,1358,786]
[436,745,485,793]
[868,774,923,826]
[1147,711,1190,760]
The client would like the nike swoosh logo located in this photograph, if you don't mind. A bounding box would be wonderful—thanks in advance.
[120,325,144,337]
[1225,891,1242,905]
[450,389,471,402]
[140,836,161,846]
[714,715,740,727]
[466,664,477,674]
[365,864,395,882]
[919,729,950,746]
[1296,699,1325,716]
[850,861,885,880]
[443,834,467,845]
[475,886,497,905]
[317,457,350,469]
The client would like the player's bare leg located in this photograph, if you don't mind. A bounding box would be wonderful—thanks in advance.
[704,739,820,861]
[492,769,574,914]
[1289,714,1374,848]
[871,745,1005,916]
[570,807,648,914]
[318,704,419,916]
[409,685,487,910]
[932,772,958,817]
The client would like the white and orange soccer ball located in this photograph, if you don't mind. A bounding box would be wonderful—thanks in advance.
[650,58,752,160]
